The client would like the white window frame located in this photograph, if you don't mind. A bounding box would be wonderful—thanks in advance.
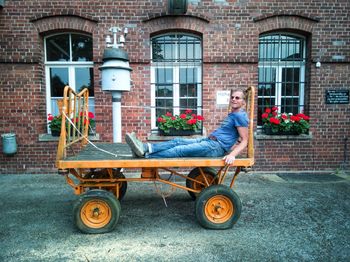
[258,33,306,126]
[150,33,202,130]
[44,33,93,132]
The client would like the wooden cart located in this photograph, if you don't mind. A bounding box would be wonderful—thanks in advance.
[56,85,255,234]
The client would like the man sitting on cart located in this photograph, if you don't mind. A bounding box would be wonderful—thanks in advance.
[126,88,249,165]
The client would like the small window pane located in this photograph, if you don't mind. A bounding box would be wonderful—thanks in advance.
[156,99,173,117]
[75,67,94,96]
[180,98,197,113]
[179,43,187,60]
[164,43,174,60]
[46,35,70,61]
[281,98,299,114]
[282,68,300,96]
[152,42,164,61]
[156,85,173,97]
[258,83,275,97]
[72,34,93,61]
[50,68,69,97]
[180,84,197,97]
[180,68,197,84]
[156,68,173,84]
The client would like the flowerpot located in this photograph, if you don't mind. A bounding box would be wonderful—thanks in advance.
[51,130,60,137]
[159,128,196,136]
[263,126,299,136]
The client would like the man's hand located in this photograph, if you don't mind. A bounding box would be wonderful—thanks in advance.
[223,154,235,165]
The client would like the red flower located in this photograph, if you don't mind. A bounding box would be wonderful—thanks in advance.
[157,117,165,123]
[171,116,176,120]
[197,115,204,121]
[84,119,90,125]
[272,106,278,112]
[88,112,95,119]
[262,113,269,119]
[281,114,288,120]
[187,119,197,125]
[265,108,271,113]
[48,114,54,121]
[185,109,192,114]
[269,117,280,125]
[290,115,301,122]
[165,112,172,117]
[272,111,277,116]
[296,113,310,121]
[180,114,187,119]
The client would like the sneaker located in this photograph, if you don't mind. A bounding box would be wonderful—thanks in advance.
[125,132,144,157]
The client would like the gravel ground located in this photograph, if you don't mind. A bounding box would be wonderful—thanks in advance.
[0,171,349,262]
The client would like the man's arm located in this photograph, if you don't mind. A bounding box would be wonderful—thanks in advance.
[223,126,248,165]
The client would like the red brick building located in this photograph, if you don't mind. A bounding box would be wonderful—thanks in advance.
[0,0,349,174]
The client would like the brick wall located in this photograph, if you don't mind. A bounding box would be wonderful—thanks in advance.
[0,0,349,173]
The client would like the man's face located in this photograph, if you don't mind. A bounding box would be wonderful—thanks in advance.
[230,91,245,111]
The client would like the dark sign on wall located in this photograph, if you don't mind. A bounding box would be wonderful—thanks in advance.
[325,89,349,104]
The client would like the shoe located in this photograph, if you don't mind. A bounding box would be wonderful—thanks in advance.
[125,132,144,157]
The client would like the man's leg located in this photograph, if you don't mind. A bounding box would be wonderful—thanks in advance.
[150,137,204,154]
[146,139,225,158]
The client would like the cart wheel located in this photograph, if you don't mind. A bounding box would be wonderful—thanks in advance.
[186,167,218,200]
[195,185,241,229]
[73,189,121,234]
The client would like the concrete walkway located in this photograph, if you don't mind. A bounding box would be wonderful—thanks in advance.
[0,171,349,261]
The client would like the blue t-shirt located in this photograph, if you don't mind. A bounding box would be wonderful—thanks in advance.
[210,110,249,152]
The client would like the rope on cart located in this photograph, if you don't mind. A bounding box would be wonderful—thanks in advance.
[63,112,120,158]
[153,173,177,207]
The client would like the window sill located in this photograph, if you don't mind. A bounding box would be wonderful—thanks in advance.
[38,133,100,142]
[254,131,312,140]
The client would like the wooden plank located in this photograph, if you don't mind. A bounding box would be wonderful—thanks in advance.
[56,157,254,169]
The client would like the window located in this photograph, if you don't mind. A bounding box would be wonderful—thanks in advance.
[258,33,306,126]
[150,34,202,130]
[45,33,94,132]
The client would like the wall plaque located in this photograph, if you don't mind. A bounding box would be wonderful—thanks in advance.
[325,89,349,104]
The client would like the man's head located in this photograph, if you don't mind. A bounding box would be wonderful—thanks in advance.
[230,88,246,112]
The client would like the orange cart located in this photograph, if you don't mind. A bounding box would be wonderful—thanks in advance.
[55,85,255,234]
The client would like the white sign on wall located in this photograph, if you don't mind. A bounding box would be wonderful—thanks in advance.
[216,90,231,105]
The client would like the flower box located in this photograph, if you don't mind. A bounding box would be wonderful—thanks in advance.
[158,128,197,136]
[157,109,204,136]
[261,106,310,136]
[51,130,61,137]
[263,126,299,136]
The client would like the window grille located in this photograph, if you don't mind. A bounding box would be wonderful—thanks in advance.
[258,33,307,126]
[151,34,202,130]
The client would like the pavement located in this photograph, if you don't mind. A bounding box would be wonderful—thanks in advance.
[0,170,349,262]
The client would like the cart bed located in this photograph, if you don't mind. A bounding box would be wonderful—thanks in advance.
[57,143,254,169]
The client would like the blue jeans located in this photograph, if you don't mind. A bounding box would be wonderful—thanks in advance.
[145,137,225,158]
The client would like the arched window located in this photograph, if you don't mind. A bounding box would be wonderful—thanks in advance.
[150,33,202,130]
[45,33,94,132]
[258,33,307,126]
